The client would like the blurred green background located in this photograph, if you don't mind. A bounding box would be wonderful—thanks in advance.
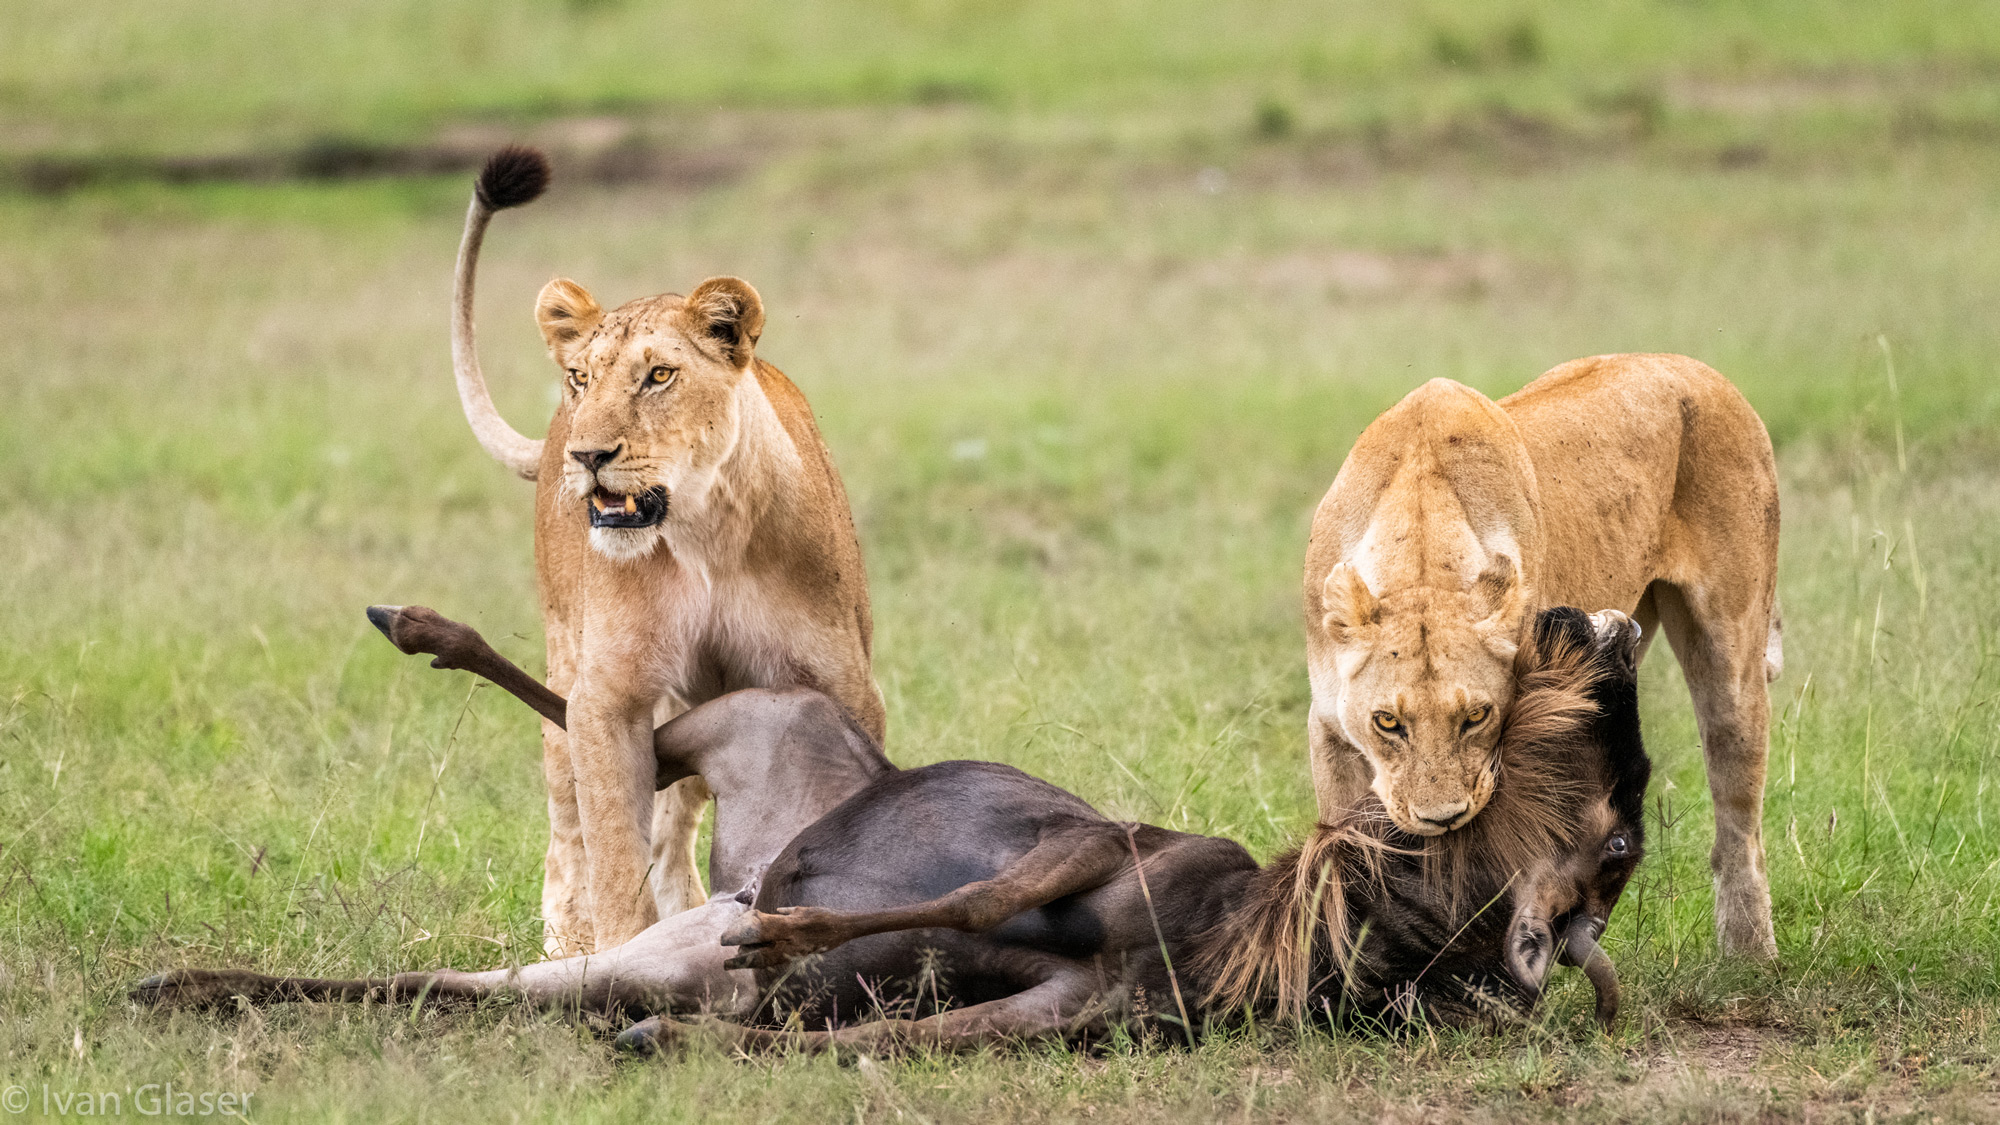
[2,3,1999,1121]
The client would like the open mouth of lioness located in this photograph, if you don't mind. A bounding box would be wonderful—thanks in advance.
[587,486,669,529]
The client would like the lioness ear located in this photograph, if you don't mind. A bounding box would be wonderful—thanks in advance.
[536,278,603,360]
[1320,562,1380,645]
[1472,555,1526,630]
[684,277,765,369]
[1473,554,1527,661]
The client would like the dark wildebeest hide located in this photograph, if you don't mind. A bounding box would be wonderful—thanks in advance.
[137,606,1648,1052]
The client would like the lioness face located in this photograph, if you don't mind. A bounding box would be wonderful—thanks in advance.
[1320,558,1527,836]
[535,276,766,562]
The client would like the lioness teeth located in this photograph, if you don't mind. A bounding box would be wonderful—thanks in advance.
[589,490,642,517]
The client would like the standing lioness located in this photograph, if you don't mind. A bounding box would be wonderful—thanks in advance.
[1304,355,1780,957]
[448,148,885,954]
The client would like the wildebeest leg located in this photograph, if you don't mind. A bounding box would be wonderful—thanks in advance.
[399,601,663,946]
[367,605,568,728]
[617,963,1103,1055]
[720,822,1132,969]
[367,608,832,793]
[135,897,754,1017]
[368,605,594,951]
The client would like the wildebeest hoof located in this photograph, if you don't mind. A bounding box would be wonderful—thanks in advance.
[364,605,480,670]
[616,1016,671,1055]
[364,604,403,641]
[130,969,269,1008]
[719,906,841,970]
[616,1015,713,1055]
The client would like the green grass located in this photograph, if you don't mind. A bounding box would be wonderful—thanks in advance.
[4,4,2000,1120]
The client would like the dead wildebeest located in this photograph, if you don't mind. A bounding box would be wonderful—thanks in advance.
[136,604,1648,1051]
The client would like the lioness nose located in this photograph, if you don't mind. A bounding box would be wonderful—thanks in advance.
[1412,800,1471,828]
[570,447,619,473]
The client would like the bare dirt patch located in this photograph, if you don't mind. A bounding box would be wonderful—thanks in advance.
[3,112,765,195]
[1594,1022,2000,1123]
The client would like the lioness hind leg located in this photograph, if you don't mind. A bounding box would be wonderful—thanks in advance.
[650,776,711,919]
[1653,580,1778,960]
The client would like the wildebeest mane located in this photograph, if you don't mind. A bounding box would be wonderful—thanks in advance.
[1418,623,1607,909]
[1191,623,1609,1021]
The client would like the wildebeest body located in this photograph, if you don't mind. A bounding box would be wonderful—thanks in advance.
[138,605,1648,1049]
[754,760,1258,1025]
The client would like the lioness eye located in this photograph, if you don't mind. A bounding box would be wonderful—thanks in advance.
[567,368,588,388]
[647,365,677,387]
[1373,712,1402,734]
[1464,704,1491,727]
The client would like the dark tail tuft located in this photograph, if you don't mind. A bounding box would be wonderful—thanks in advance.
[474,146,551,211]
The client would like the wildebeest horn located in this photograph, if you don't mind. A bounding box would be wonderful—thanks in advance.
[1559,915,1620,1030]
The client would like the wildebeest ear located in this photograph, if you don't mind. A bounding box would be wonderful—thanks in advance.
[1503,866,1570,996]
[536,278,603,360]
[684,277,765,368]
[1320,562,1380,645]
[1504,872,1560,992]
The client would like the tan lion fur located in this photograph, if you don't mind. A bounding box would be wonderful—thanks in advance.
[1302,354,1782,957]
[452,191,883,955]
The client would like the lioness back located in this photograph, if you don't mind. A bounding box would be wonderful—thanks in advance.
[1499,353,1779,618]
[749,360,874,660]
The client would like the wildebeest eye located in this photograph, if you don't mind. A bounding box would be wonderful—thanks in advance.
[1372,711,1402,734]
[1605,835,1630,856]
[647,365,678,388]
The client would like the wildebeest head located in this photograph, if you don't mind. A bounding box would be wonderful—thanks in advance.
[1494,606,1649,1026]
[1197,605,1651,1028]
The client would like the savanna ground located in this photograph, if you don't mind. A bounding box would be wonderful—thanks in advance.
[4,2,2000,1120]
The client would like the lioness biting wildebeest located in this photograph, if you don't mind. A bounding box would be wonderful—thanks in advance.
[1304,356,1780,958]
[448,148,885,955]
[137,604,1649,1046]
